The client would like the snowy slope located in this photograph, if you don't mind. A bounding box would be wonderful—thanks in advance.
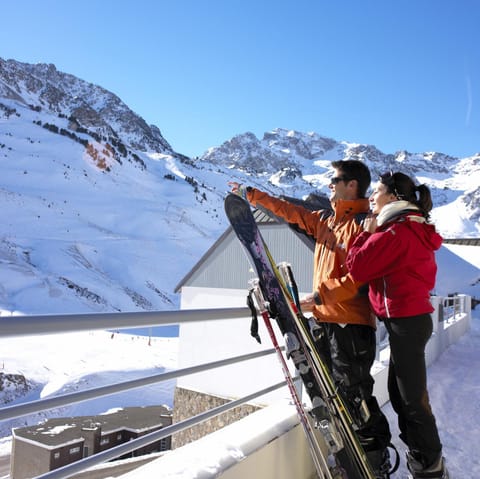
[0,97,225,317]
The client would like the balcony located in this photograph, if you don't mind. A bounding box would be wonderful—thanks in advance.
[0,294,472,479]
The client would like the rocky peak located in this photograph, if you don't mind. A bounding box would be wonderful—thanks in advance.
[0,57,172,153]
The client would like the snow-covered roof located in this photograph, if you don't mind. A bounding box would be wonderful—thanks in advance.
[12,405,171,448]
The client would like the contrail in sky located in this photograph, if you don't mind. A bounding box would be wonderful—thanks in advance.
[465,74,472,127]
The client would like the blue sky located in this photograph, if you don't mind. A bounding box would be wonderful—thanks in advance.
[2,0,479,158]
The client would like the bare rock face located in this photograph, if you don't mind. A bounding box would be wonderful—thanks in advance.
[0,58,173,154]
[0,372,33,405]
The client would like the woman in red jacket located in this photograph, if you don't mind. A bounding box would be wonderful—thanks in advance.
[346,171,449,479]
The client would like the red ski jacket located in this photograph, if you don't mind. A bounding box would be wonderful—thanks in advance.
[346,209,443,319]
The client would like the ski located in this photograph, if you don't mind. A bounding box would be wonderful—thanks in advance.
[225,193,375,479]
[249,280,342,479]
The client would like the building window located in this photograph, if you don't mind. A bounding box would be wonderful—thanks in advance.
[100,437,110,446]
[69,446,80,455]
[54,452,60,460]
[116,433,122,440]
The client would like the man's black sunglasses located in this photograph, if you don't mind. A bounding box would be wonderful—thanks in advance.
[330,175,352,185]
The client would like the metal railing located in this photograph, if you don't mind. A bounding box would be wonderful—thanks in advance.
[442,295,466,321]
[0,307,288,479]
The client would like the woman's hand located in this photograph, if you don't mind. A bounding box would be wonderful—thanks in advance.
[363,215,378,233]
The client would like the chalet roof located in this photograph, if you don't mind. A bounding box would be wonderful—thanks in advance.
[12,405,172,448]
[174,208,282,292]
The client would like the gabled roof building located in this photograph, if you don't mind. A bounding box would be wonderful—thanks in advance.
[11,406,172,479]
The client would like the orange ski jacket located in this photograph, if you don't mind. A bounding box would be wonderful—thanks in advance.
[246,188,375,328]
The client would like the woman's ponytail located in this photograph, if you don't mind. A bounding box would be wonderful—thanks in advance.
[415,184,433,218]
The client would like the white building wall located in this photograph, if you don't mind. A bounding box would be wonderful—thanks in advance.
[177,286,297,404]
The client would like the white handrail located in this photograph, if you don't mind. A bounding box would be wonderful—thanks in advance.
[0,307,251,337]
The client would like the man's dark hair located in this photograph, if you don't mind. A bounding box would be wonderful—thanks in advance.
[331,160,371,198]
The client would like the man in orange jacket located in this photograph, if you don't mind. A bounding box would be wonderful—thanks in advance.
[229,160,393,478]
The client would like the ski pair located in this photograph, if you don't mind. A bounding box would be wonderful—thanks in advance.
[224,193,376,479]
[249,279,347,479]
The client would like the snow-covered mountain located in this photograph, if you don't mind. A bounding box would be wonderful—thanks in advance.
[200,130,480,232]
[1,57,479,317]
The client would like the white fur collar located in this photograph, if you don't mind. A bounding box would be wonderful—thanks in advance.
[376,200,422,226]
